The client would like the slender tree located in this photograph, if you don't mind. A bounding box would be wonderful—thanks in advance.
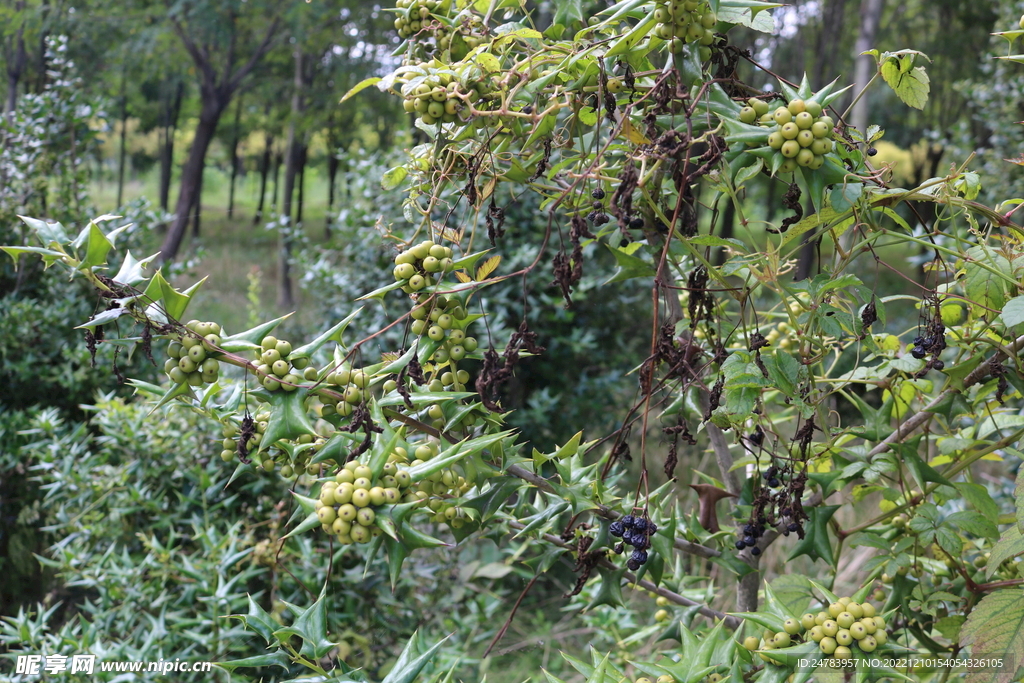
[157,2,281,262]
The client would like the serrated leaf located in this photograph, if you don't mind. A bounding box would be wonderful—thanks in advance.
[290,307,362,360]
[960,589,1024,683]
[215,650,291,672]
[382,166,409,190]
[880,58,929,110]
[988,527,1024,579]
[475,254,501,281]
[219,313,293,352]
[259,389,316,452]
[381,632,452,683]
[80,221,114,270]
[769,574,812,619]
[273,587,335,660]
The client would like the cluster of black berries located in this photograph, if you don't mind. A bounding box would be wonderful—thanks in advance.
[910,333,946,370]
[735,522,765,555]
[610,515,658,571]
[588,188,610,226]
[764,465,782,489]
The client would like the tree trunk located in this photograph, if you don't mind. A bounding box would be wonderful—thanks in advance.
[159,98,224,261]
[325,151,339,239]
[159,80,184,213]
[191,159,204,238]
[255,132,272,223]
[278,48,303,310]
[296,142,307,227]
[3,2,27,116]
[228,95,243,219]
[813,0,847,90]
[116,64,129,208]
[271,152,281,213]
[851,0,885,136]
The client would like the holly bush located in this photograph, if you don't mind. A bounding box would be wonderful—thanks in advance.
[7,2,1024,682]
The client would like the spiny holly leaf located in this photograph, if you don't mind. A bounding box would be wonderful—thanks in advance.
[463,477,522,522]
[273,587,335,660]
[583,566,626,610]
[895,444,954,489]
[18,215,69,247]
[226,594,280,644]
[789,506,839,564]
[79,221,114,270]
[258,388,317,452]
[960,588,1024,683]
[219,313,293,353]
[214,650,291,673]
[381,631,452,683]
[289,306,362,361]
[770,574,814,619]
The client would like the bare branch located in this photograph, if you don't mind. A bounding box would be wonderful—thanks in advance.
[228,16,281,94]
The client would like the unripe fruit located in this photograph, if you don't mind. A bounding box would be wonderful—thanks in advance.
[334,484,354,505]
[781,140,800,158]
[773,632,791,648]
[815,611,829,626]
[809,625,824,642]
[318,506,337,525]
[656,676,674,683]
[743,636,759,651]
[356,507,375,527]
[833,646,852,660]
[836,612,855,629]
[873,629,887,645]
[780,122,799,139]
[819,637,837,655]
[849,623,867,640]
[835,629,852,646]
[783,618,801,635]
[828,602,844,618]
[739,106,757,124]
[272,360,290,377]
[859,634,877,652]
[773,107,792,125]
[369,486,387,506]
[654,609,669,622]
[861,602,876,618]
[462,337,478,352]
[847,603,864,619]
[750,98,769,116]
[822,620,839,637]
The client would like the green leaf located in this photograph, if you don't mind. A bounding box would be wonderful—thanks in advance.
[789,506,840,564]
[290,307,362,361]
[75,307,128,329]
[215,650,291,672]
[830,182,863,213]
[259,389,317,452]
[219,313,293,352]
[1002,295,1024,327]
[340,76,382,103]
[381,631,452,683]
[18,215,69,247]
[382,166,409,190]
[947,510,999,540]
[112,250,156,286]
[988,527,1024,579]
[553,0,585,26]
[406,431,513,482]
[0,245,67,265]
[605,12,657,58]
[769,574,813,618]
[281,510,321,540]
[584,566,626,610]
[960,589,1024,683]
[1016,469,1024,534]
[463,477,522,522]
[880,59,929,110]
[80,221,114,270]
[235,594,280,644]
[273,587,335,660]
[897,446,954,490]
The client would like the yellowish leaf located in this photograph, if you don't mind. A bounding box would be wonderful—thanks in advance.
[475,255,502,281]
[621,117,651,145]
[454,271,472,283]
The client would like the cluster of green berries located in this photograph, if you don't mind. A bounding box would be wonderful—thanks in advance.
[410,294,478,365]
[164,320,223,387]
[392,0,451,39]
[401,73,477,127]
[253,335,317,392]
[743,598,889,663]
[404,443,473,527]
[319,363,371,417]
[393,240,455,291]
[740,97,835,172]
[218,414,263,463]
[653,0,717,56]
[315,459,412,545]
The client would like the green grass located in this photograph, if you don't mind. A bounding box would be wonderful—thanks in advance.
[91,164,339,336]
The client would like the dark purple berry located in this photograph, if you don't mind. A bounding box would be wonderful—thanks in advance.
[609,521,625,537]
[743,535,756,547]
[622,515,635,528]
[592,200,604,209]
[748,430,764,446]
[787,522,799,532]
[627,558,641,571]
[633,518,648,534]
[743,524,754,535]
[614,543,624,554]
[751,546,761,556]
[633,535,650,551]
[735,539,746,550]
[911,346,927,359]
[768,478,781,488]
[592,188,606,200]
[628,216,644,230]
[867,147,877,156]
[913,336,924,346]
[647,522,658,534]
[630,549,648,564]
[932,359,945,370]
[593,213,609,226]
